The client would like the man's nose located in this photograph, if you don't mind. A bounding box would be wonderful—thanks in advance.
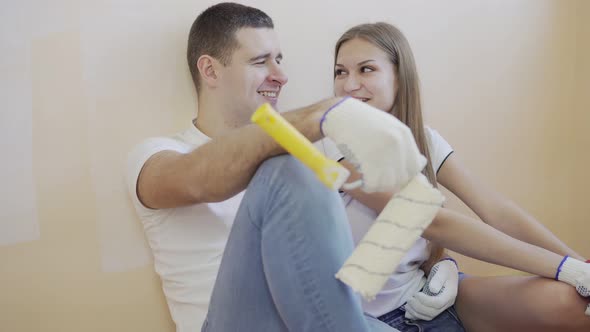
[269,62,288,86]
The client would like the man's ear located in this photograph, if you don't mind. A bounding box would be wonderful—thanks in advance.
[196,55,221,88]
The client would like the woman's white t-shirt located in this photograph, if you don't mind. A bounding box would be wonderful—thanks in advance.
[318,126,454,317]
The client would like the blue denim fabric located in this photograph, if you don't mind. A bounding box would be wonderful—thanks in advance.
[202,156,399,332]
[377,305,465,332]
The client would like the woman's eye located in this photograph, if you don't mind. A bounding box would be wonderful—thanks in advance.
[361,66,374,73]
[335,69,346,76]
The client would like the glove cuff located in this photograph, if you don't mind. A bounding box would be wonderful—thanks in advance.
[440,257,458,268]
[319,97,351,136]
[557,256,586,286]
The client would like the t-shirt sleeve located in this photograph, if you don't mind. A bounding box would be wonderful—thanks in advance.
[425,126,454,174]
[126,137,192,211]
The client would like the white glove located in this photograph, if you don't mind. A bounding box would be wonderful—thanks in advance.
[556,256,590,316]
[320,97,426,193]
[404,258,459,321]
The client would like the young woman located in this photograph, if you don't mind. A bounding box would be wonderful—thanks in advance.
[326,22,590,332]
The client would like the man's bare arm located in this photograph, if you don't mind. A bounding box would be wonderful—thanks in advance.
[137,99,337,209]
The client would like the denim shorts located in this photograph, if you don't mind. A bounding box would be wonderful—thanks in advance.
[376,272,469,332]
[377,305,465,332]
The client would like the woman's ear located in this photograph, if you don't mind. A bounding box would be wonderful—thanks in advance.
[196,55,220,88]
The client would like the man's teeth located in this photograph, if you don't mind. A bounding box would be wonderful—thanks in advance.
[258,91,277,98]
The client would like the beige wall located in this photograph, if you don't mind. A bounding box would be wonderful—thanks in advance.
[574,0,590,257]
[1,1,588,330]
[439,0,590,275]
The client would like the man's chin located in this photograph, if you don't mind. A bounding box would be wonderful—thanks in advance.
[252,98,279,111]
[259,96,278,108]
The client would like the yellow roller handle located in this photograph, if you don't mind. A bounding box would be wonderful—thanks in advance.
[251,103,350,190]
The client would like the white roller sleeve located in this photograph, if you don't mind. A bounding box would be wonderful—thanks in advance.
[335,174,445,301]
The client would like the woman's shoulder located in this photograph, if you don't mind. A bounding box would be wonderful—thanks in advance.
[424,126,444,142]
[423,126,454,173]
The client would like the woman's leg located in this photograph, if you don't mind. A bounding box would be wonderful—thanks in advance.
[455,275,590,332]
[204,155,397,332]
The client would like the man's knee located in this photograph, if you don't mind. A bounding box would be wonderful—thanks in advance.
[254,155,325,195]
[250,155,344,215]
[246,155,347,233]
[256,155,306,179]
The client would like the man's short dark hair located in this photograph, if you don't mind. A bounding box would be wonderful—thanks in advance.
[187,2,274,92]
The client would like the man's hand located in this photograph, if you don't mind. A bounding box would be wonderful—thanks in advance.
[320,97,426,193]
[556,256,590,316]
[404,258,459,321]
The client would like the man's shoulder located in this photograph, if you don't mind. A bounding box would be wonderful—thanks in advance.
[130,126,208,159]
[125,128,207,210]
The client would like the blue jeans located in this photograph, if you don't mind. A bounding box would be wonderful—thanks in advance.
[202,155,397,332]
[377,306,465,332]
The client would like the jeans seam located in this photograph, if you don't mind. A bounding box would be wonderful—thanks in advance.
[251,156,336,331]
[286,212,336,332]
[244,156,290,232]
[447,306,464,327]
[404,319,423,332]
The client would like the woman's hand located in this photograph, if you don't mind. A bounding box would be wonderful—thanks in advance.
[556,256,590,315]
[405,258,459,321]
[321,97,426,193]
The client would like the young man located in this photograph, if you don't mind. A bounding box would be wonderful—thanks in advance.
[127,3,431,331]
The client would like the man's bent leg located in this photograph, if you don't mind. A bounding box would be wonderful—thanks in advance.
[204,155,387,332]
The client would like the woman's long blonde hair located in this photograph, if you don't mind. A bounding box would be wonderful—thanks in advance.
[334,22,444,271]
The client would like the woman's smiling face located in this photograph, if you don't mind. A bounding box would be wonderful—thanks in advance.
[334,37,398,114]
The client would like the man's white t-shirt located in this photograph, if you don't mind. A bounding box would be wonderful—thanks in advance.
[127,122,453,330]
[318,126,454,317]
[127,124,243,332]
